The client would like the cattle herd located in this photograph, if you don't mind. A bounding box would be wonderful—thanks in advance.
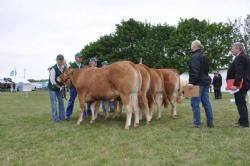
[58,61,187,129]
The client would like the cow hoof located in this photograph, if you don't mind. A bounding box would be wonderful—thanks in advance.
[77,121,81,125]
[146,121,151,125]
[157,117,161,121]
[90,120,95,124]
[172,115,177,119]
[134,123,140,128]
[125,125,130,130]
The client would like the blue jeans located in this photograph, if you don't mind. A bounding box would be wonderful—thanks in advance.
[191,86,213,126]
[49,90,65,122]
[66,87,77,118]
[101,101,115,112]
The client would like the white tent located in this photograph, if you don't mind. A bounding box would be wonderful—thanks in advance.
[16,78,32,92]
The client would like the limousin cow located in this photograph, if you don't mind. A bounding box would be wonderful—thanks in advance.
[58,61,142,129]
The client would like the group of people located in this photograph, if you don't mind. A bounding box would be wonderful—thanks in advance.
[47,53,114,122]
[188,40,250,128]
[47,40,250,128]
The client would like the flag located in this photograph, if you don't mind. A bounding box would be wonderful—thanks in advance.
[10,70,14,76]
[10,68,17,76]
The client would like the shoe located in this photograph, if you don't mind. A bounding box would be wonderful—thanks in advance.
[208,124,214,128]
[234,124,249,128]
[189,124,200,128]
[65,117,71,121]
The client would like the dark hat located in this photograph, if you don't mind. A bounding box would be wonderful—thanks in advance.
[75,52,82,58]
[102,61,109,65]
[89,57,98,62]
[56,54,64,60]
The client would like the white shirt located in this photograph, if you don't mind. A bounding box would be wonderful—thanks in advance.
[49,65,64,87]
[76,62,81,69]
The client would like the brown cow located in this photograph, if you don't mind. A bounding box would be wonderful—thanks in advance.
[138,65,165,121]
[157,69,185,118]
[135,64,151,124]
[58,61,142,129]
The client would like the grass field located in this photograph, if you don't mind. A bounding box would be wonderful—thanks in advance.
[1,91,250,166]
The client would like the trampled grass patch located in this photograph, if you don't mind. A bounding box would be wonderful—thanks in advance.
[1,91,250,166]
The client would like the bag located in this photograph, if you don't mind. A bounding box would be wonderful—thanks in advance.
[226,79,243,90]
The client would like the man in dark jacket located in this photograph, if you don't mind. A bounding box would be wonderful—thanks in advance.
[188,40,214,128]
[212,72,222,99]
[226,42,250,128]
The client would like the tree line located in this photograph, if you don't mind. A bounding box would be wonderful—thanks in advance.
[80,16,250,73]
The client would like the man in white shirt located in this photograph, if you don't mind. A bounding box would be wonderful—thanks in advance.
[48,54,65,122]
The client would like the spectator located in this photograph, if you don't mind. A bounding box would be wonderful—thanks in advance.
[101,61,115,113]
[212,72,222,99]
[226,42,250,128]
[65,53,84,120]
[48,54,66,122]
[85,57,98,116]
[187,40,214,128]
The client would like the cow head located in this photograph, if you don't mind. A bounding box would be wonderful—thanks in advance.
[57,67,74,86]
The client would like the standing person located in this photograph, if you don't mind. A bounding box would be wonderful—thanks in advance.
[212,72,222,99]
[89,57,98,68]
[226,42,250,128]
[85,57,98,116]
[101,61,115,113]
[217,72,222,99]
[48,54,66,122]
[65,53,84,120]
[188,40,214,128]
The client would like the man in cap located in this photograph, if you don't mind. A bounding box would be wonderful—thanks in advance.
[101,61,115,113]
[48,54,66,122]
[65,53,84,120]
[84,57,98,116]
[89,57,98,68]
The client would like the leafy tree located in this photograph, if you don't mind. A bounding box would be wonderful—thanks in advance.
[81,18,235,73]
[167,18,234,73]
[229,14,250,55]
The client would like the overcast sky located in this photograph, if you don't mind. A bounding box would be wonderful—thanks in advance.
[0,0,249,80]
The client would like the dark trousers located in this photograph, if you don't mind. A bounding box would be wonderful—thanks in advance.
[234,80,250,127]
[66,87,77,118]
[214,87,222,99]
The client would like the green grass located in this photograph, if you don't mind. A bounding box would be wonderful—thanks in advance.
[1,91,250,166]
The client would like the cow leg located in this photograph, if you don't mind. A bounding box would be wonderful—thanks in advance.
[121,95,132,129]
[170,98,177,118]
[90,102,97,124]
[139,110,143,120]
[124,103,132,129]
[156,93,163,120]
[170,92,178,118]
[131,93,140,128]
[95,102,99,120]
[113,100,122,119]
[144,99,151,124]
[77,96,85,125]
